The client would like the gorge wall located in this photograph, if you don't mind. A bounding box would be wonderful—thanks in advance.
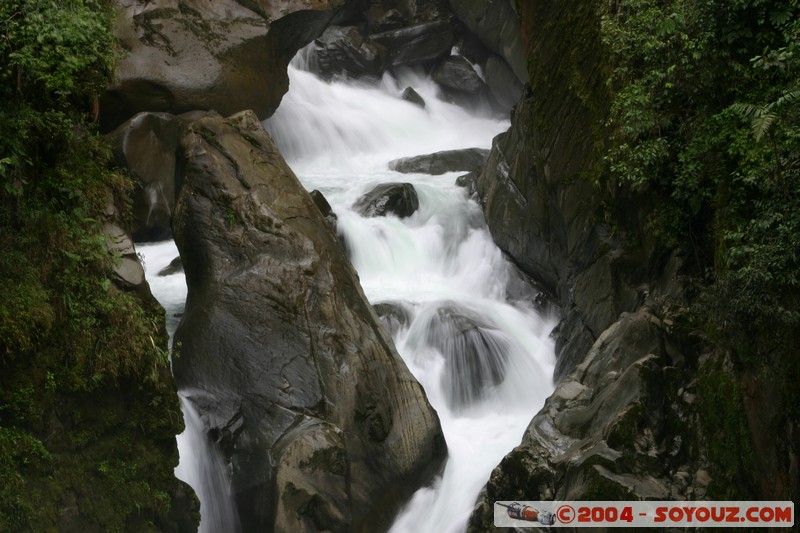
[469,0,797,528]
[468,3,694,526]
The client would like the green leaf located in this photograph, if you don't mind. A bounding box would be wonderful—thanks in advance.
[769,8,793,26]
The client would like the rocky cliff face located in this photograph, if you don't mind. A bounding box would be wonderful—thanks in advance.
[468,0,799,525]
[477,0,638,381]
[448,0,526,82]
[468,1,712,527]
[171,110,445,531]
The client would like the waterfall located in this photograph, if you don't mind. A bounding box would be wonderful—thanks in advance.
[175,392,241,533]
[265,64,556,533]
[138,61,556,533]
[137,241,240,533]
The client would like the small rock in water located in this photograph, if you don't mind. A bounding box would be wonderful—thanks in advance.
[418,303,510,410]
[388,148,490,175]
[401,87,426,109]
[158,256,183,276]
[352,182,419,218]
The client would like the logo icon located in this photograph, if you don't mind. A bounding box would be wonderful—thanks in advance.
[556,504,575,524]
[496,502,557,525]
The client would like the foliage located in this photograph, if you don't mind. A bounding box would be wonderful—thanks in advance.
[0,427,51,531]
[0,1,193,529]
[600,0,800,497]
[696,355,759,499]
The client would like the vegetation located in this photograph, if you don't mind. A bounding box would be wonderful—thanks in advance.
[600,0,799,497]
[0,1,194,529]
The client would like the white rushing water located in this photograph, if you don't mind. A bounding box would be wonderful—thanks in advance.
[265,64,557,533]
[139,62,556,533]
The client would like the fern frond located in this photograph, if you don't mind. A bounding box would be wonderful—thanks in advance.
[752,112,777,141]
[730,102,763,120]
[774,89,800,109]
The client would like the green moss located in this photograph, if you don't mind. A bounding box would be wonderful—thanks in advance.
[0,427,50,532]
[581,470,635,501]
[696,354,759,499]
[0,1,197,529]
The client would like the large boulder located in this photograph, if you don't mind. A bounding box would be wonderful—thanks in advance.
[101,0,341,130]
[389,147,489,175]
[171,110,445,532]
[431,55,486,95]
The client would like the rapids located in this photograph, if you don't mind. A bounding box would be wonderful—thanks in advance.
[138,61,556,533]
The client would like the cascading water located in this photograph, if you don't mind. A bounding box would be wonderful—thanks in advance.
[138,60,556,533]
[265,63,557,532]
[136,241,240,533]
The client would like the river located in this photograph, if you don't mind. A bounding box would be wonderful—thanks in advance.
[138,60,555,533]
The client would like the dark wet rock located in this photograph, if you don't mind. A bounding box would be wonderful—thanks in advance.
[455,170,478,195]
[401,87,426,109]
[373,301,414,337]
[478,90,609,319]
[415,303,509,410]
[106,112,184,241]
[172,110,445,532]
[448,0,527,83]
[389,147,489,175]
[432,55,486,94]
[158,256,183,276]
[305,26,388,80]
[309,189,338,230]
[352,182,420,218]
[370,20,454,66]
[484,54,524,111]
[468,308,693,531]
